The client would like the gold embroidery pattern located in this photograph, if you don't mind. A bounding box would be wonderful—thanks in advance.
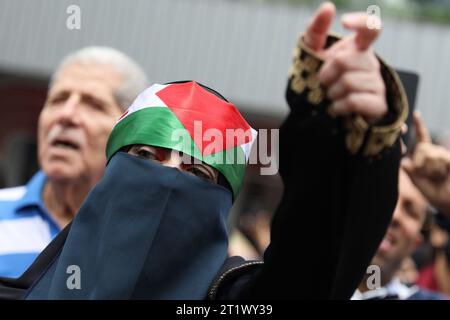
[345,115,369,155]
[344,58,408,157]
[292,76,306,94]
[308,89,324,106]
[363,59,408,156]
[303,55,320,73]
[306,74,320,90]
[289,36,325,104]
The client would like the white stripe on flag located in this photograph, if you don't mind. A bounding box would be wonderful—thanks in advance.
[116,84,169,124]
[128,83,168,113]
[240,128,258,162]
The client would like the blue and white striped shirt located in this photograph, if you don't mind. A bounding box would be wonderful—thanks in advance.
[0,171,60,278]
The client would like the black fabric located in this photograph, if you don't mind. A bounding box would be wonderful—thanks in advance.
[208,256,262,300]
[206,76,401,299]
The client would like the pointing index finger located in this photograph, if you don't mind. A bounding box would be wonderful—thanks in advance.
[341,12,381,51]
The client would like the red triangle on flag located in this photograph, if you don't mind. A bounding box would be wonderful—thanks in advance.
[156,82,252,156]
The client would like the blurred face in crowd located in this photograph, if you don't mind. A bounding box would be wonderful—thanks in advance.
[127,145,219,184]
[372,169,427,273]
[38,63,123,184]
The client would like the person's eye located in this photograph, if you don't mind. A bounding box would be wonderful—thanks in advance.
[89,101,104,111]
[136,148,158,161]
[83,96,105,112]
[128,146,159,161]
[49,93,69,105]
[186,167,214,182]
[404,201,420,220]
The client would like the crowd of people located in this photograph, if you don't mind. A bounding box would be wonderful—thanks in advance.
[0,2,448,299]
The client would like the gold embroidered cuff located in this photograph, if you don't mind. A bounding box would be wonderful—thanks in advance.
[288,34,331,106]
[288,33,408,157]
[362,59,409,156]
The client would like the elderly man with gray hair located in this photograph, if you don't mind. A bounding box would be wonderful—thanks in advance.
[0,47,148,278]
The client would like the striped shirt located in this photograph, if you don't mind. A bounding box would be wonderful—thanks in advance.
[0,171,60,278]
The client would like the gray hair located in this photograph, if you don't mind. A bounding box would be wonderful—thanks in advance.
[50,46,148,111]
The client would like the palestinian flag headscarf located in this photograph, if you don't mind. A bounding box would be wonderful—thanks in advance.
[106,81,257,199]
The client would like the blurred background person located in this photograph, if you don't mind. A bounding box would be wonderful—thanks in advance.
[355,113,450,300]
[0,47,148,278]
[354,168,448,300]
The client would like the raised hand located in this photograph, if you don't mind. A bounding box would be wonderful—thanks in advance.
[303,2,386,123]
[402,112,450,218]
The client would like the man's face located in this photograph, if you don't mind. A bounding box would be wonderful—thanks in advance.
[38,63,124,184]
[373,169,427,269]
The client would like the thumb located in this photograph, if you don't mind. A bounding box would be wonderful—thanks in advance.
[304,2,336,52]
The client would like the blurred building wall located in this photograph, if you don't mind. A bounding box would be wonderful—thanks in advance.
[1,0,450,134]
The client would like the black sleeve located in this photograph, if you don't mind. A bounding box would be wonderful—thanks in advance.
[234,35,408,299]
